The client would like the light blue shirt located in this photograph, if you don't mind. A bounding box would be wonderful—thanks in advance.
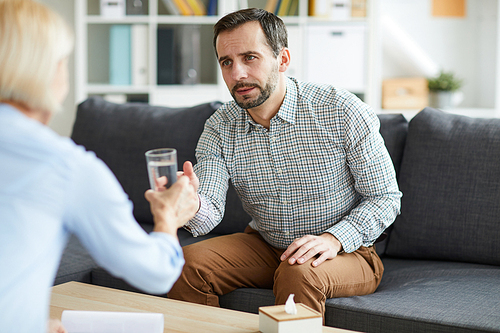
[0,104,184,333]
[186,78,401,252]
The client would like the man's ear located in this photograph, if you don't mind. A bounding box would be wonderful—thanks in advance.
[278,48,291,73]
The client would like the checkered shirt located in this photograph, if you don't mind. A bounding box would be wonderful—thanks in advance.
[185,77,401,252]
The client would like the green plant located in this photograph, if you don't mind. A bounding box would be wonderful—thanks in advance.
[427,71,463,92]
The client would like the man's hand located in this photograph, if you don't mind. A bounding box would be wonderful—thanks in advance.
[145,176,199,237]
[47,319,67,333]
[280,233,343,267]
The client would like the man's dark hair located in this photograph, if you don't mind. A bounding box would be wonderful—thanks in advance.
[213,8,288,58]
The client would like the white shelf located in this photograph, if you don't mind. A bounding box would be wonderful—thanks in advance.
[75,0,377,107]
[86,84,151,94]
[155,16,220,24]
[86,15,151,24]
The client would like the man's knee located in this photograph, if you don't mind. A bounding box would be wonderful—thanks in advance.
[274,260,319,294]
[179,241,215,277]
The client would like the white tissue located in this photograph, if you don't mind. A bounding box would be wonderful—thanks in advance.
[61,310,164,333]
[284,294,297,315]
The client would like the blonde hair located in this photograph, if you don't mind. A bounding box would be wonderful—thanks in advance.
[0,0,74,113]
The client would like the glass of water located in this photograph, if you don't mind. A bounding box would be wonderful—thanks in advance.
[145,148,178,191]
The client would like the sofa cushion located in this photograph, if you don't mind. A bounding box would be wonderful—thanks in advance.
[325,258,500,333]
[377,113,408,178]
[54,235,97,285]
[374,113,408,256]
[385,108,500,265]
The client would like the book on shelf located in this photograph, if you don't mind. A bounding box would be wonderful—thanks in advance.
[109,25,131,85]
[157,26,202,85]
[276,0,289,16]
[162,0,207,15]
[273,0,282,14]
[161,0,180,15]
[308,0,329,17]
[172,0,194,15]
[308,0,315,15]
[126,0,148,15]
[265,0,279,13]
[131,24,148,85]
[157,27,176,84]
[207,0,217,15]
[176,25,201,84]
[288,0,299,16]
[185,0,207,15]
[266,0,296,16]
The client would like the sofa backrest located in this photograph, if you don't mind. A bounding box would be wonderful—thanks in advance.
[72,97,408,238]
[377,113,408,179]
[375,113,408,255]
[385,108,500,266]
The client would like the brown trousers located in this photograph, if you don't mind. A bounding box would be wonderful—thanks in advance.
[168,227,384,316]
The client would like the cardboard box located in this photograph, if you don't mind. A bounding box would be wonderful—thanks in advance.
[351,0,366,17]
[259,303,322,333]
[382,77,429,109]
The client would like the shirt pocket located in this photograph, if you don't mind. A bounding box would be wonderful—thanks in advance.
[293,140,349,198]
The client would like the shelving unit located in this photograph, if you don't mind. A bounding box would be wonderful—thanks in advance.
[75,0,379,108]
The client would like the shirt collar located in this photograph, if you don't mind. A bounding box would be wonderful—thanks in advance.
[243,77,298,133]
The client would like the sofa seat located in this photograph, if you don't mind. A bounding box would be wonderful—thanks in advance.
[326,258,500,333]
[55,235,97,285]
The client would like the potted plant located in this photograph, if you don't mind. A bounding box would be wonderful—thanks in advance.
[427,71,463,109]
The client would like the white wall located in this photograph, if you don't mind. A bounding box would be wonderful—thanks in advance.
[381,0,497,108]
[39,0,77,137]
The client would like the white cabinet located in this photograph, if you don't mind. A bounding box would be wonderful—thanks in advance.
[75,0,378,107]
[305,24,366,93]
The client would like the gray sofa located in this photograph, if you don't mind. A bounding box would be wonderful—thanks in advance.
[56,96,500,333]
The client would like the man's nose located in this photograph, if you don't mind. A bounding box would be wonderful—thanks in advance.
[231,62,248,81]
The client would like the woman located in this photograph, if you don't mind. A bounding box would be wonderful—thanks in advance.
[0,1,198,332]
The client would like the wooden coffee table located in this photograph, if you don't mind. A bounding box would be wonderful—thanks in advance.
[50,282,354,333]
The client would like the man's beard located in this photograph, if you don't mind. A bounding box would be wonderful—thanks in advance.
[231,66,279,110]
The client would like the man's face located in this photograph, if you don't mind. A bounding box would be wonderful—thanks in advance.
[216,21,280,110]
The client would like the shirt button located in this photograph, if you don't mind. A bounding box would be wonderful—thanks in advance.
[282,200,289,205]
[276,169,283,175]
[284,231,290,235]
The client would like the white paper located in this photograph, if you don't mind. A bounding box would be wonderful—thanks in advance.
[61,311,164,333]
[285,294,297,315]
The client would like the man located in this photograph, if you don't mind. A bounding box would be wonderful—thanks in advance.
[168,8,401,316]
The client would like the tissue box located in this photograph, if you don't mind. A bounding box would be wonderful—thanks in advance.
[259,303,322,333]
[382,77,429,109]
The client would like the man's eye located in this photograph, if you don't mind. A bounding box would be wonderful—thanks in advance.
[246,55,255,61]
[221,60,232,67]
